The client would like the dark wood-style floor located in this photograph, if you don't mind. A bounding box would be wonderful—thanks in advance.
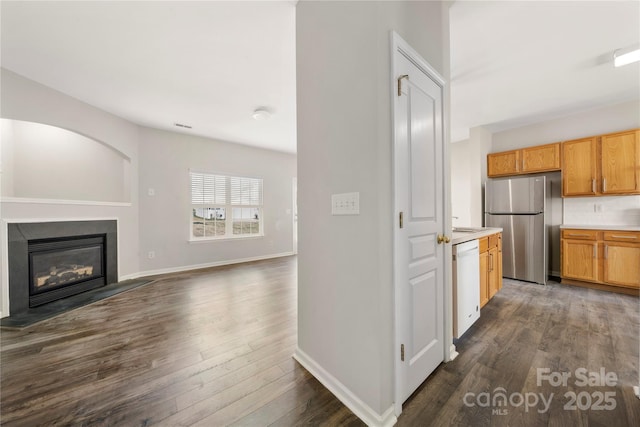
[1,256,638,426]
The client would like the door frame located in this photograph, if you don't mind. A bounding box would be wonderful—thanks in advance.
[391,31,454,416]
[292,177,298,255]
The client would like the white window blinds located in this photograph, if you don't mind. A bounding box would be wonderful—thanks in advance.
[191,173,226,205]
[230,176,262,206]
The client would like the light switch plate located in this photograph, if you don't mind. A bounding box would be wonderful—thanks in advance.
[332,192,359,215]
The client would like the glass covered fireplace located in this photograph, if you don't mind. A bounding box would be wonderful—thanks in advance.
[29,235,106,307]
[7,220,118,315]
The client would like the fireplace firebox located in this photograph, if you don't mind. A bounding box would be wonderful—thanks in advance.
[7,220,117,314]
[28,235,106,307]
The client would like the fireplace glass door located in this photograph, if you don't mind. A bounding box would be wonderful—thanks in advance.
[28,235,106,306]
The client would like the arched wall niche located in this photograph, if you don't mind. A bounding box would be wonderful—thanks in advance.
[1,118,131,204]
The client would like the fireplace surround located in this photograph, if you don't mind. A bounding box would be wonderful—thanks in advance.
[7,220,117,315]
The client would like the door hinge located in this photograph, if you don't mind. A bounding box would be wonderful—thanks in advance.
[397,74,409,96]
[401,344,405,361]
[399,211,404,229]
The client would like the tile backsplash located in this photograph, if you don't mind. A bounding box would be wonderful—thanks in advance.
[563,195,640,225]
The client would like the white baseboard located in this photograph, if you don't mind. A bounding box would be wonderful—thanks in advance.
[120,251,295,281]
[448,343,459,361]
[293,347,397,427]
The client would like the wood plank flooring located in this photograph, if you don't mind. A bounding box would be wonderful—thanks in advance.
[1,257,638,426]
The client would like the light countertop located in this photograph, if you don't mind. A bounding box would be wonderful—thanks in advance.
[560,225,640,231]
[451,227,503,245]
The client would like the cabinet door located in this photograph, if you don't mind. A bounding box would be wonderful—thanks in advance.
[488,150,520,177]
[497,233,503,291]
[479,251,489,307]
[562,239,598,282]
[488,246,500,298]
[600,130,639,195]
[562,137,597,196]
[604,243,640,288]
[522,143,561,173]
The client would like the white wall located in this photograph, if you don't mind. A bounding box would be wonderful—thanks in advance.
[450,140,471,227]
[0,68,140,315]
[492,100,640,152]
[296,1,447,422]
[137,127,296,274]
[1,118,130,202]
[450,125,492,228]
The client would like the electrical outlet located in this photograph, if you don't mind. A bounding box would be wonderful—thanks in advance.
[148,251,155,259]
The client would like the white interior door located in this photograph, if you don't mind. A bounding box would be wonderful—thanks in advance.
[393,34,447,406]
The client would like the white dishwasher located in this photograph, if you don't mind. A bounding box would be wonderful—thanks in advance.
[453,239,480,339]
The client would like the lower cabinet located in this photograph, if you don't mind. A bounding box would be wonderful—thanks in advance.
[479,250,489,307]
[561,238,598,282]
[561,229,640,294]
[480,232,503,308]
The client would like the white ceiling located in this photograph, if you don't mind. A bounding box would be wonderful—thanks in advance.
[450,0,640,142]
[1,2,639,151]
[1,1,298,153]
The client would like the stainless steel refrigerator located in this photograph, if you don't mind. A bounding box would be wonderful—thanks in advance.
[485,176,547,285]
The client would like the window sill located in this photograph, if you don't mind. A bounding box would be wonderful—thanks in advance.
[188,235,264,244]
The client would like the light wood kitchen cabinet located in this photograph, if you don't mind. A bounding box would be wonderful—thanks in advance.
[479,250,489,308]
[600,129,640,195]
[562,137,597,196]
[487,143,561,178]
[561,238,598,282]
[487,150,520,177]
[521,143,562,174]
[479,232,503,307]
[562,129,640,197]
[561,228,640,294]
[488,246,500,298]
[497,233,503,291]
[603,231,640,288]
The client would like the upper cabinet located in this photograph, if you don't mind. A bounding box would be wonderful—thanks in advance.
[562,137,597,196]
[600,129,640,195]
[487,150,520,176]
[521,142,562,173]
[487,143,561,178]
[487,128,639,198]
[563,129,639,197]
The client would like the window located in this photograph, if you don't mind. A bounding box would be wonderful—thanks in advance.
[190,172,263,240]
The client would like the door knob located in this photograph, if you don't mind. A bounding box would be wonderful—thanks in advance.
[437,234,450,244]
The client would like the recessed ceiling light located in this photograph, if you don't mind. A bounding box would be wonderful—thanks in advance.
[614,45,640,67]
[252,107,272,121]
